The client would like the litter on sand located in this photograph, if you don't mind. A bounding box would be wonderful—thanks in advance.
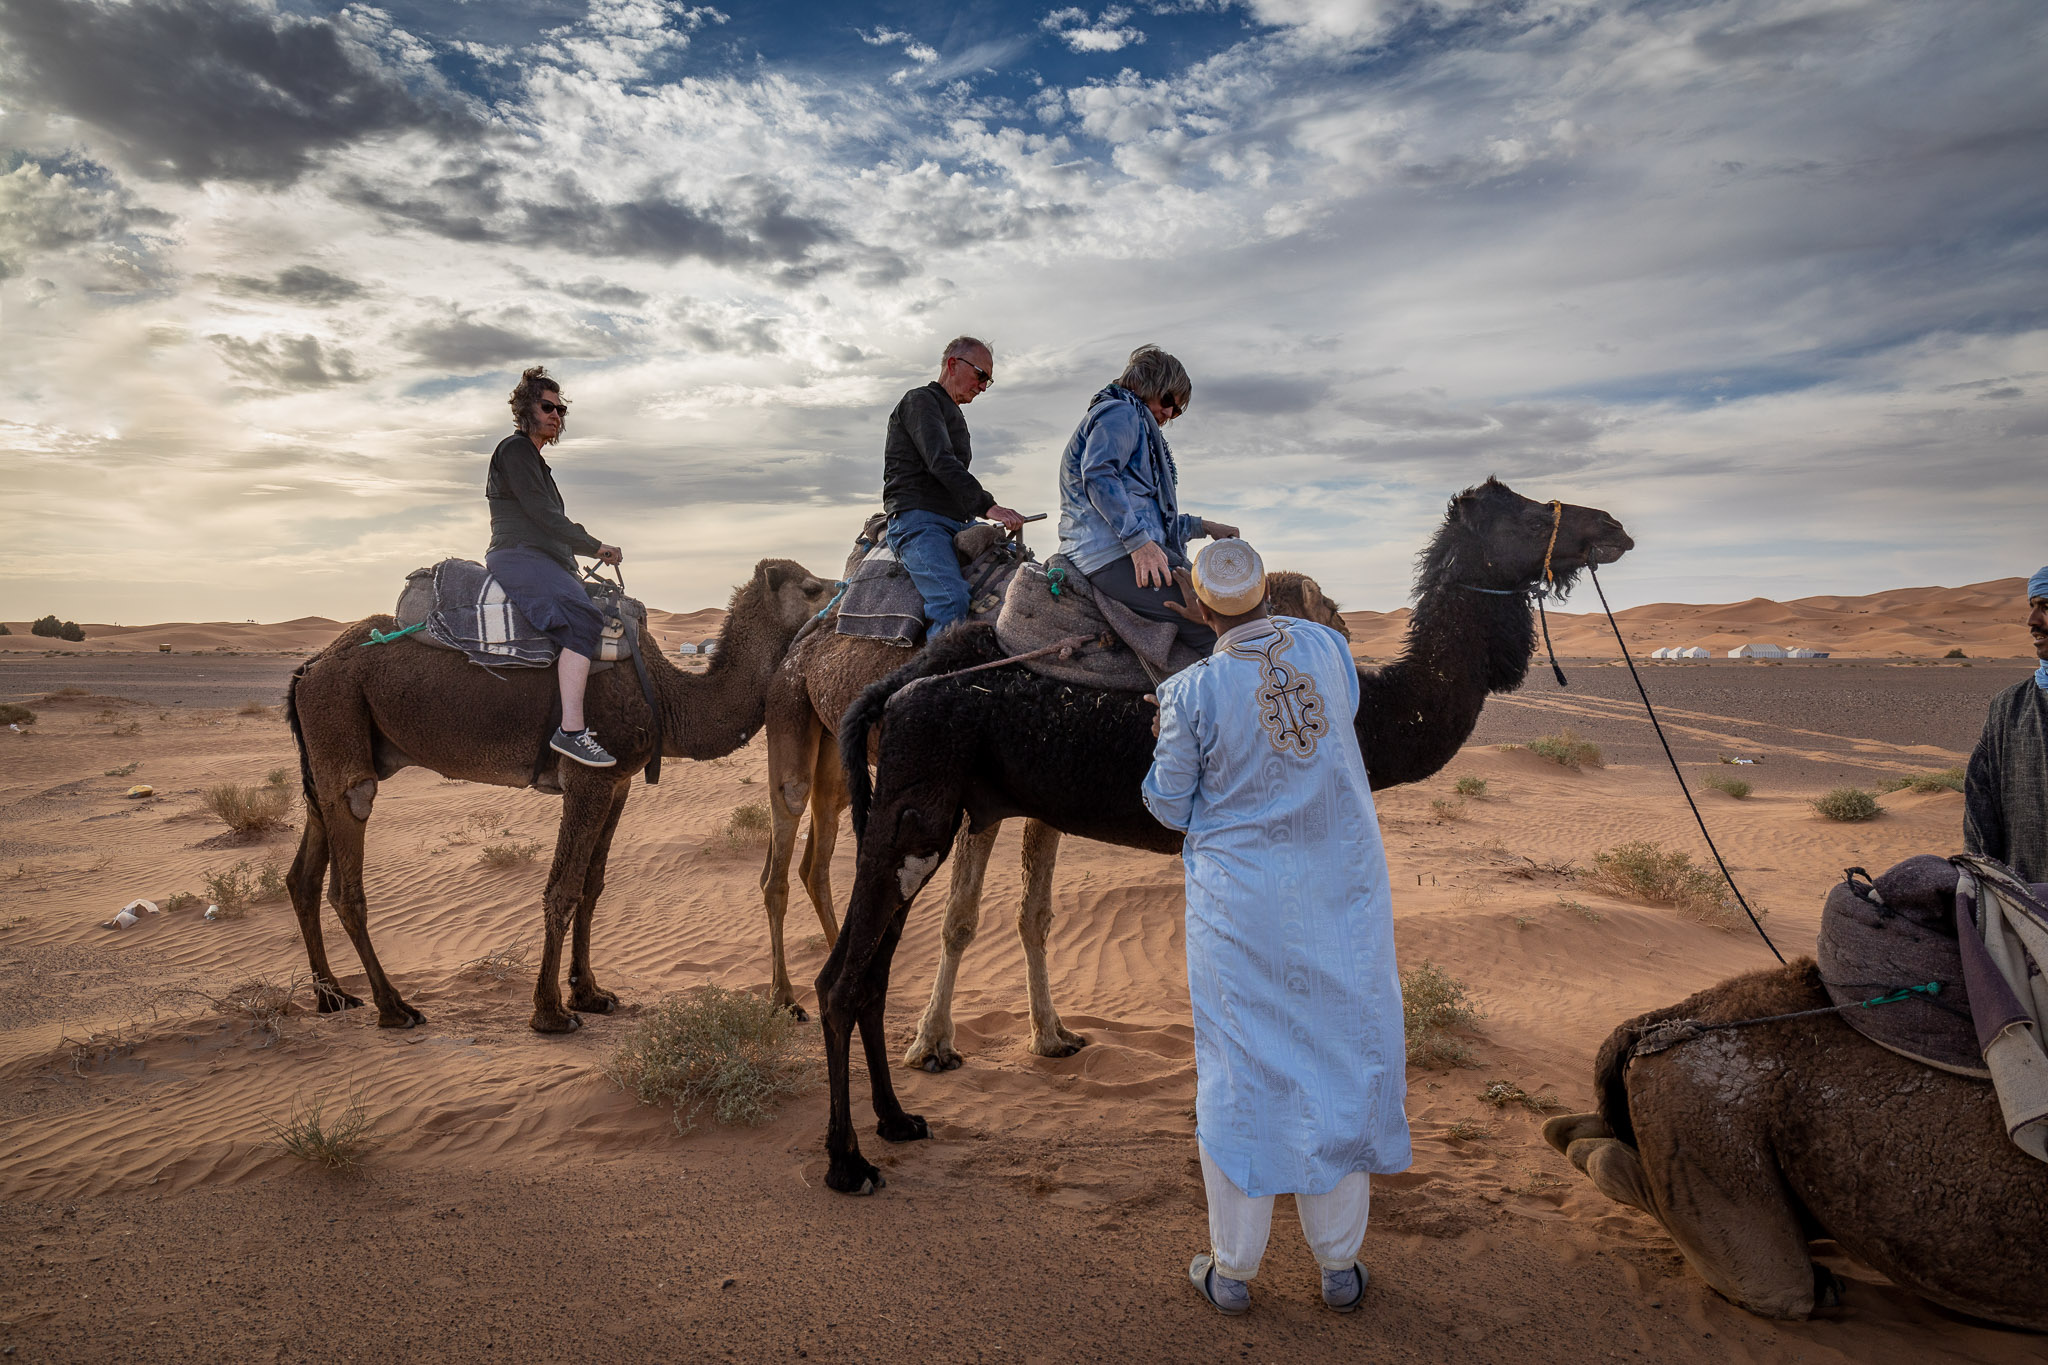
[125,784,154,798]
[104,898,159,930]
[204,905,221,920]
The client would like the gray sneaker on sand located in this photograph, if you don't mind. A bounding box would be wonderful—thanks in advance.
[1322,1261,1368,1313]
[550,728,616,767]
[1188,1254,1251,1315]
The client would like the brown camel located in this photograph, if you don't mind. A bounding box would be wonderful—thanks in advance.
[283,559,834,1033]
[1544,959,2048,1329]
[758,570,1348,1059]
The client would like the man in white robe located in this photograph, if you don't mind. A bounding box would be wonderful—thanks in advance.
[1142,539,1411,1316]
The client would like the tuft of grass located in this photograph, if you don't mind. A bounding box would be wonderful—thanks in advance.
[237,699,271,717]
[265,767,290,788]
[1522,729,1603,770]
[1877,767,1965,795]
[267,1090,377,1170]
[461,941,533,982]
[1558,897,1604,923]
[1589,840,1741,929]
[1453,775,1488,798]
[1480,1080,1564,1113]
[201,862,257,918]
[0,703,35,726]
[203,781,293,836]
[105,761,141,777]
[1812,786,1881,822]
[1703,775,1752,799]
[478,840,543,869]
[1429,797,1467,821]
[1441,1118,1493,1142]
[163,890,199,912]
[254,858,288,903]
[723,801,771,849]
[209,974,304,1038]
[605,985,817,1130]
[1403,960,1482,1070]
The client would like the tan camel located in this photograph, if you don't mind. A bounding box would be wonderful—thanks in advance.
[284,559,834,1033]
[758,569,1348,1067]
[1545,959,2048,1327]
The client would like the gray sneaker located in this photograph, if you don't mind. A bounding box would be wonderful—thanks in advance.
[1321,1261,1368,1313]
[550,728,617,767]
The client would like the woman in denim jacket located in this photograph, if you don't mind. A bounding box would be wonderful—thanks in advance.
[1056,345,1238,650]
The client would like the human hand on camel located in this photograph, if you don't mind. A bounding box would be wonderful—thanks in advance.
[1201,518,1239,540]
[1143,692,1159,738]
[1131,540,1173,587]
[596,544,624,566]
[1161,568,1210,626]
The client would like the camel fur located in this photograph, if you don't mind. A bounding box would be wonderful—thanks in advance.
[759,569,1347,1058]
[1545,959,2048,1329]
[814,478,1635,1194]
[283,559,834,1033]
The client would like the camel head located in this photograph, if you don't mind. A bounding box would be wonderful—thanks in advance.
[1418,477,1633,599]
[1265,570,1351,640]
[735,558,837,639]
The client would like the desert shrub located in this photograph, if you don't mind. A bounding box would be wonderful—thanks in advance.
[104,761,140,777]
[238,699,270,717]
[211,974,304,1035]
[267,1090,377,1170]
[723,801,771,848]
[1442,1117,1492,1141]
[1944,648,1966,659]
[203,780,292,835]
[1812,787,1881,822]
[0,703,34,725]
[163,890,199,912]
[1703,775,1752,799]
[1523,729,1603,770]
[478,840,543,869]
[1558,897,1604,923]
[60,622,83,642]
[1480,1080,1563,1113]
[1589,841,1736,927]
[0,622,8,634]
[30,615,60,638]
[1429,797,1466,821]
[1453,775,1488,798]
[265,767,289,787]
[1403,961,1481,1069]
[202,861,257,917]
[1877,767,1965,795]
[606,986,816,1130]
[254,859,288,902]
[461,941,533,981]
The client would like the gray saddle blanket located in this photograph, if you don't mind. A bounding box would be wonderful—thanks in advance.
[834,515,1027,648]
[994,555,1200,692]
[394,559,642,671]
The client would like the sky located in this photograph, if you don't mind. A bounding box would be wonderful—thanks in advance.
[2,0,2043,623]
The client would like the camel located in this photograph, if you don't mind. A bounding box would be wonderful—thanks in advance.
[759,567,1348,1064]
[283,559,835,1033]
[1544,959,2048,1329]
[814,478,1635,1193]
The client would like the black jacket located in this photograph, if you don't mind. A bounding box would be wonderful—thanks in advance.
[485,432,603,570]
[881,382,994,522]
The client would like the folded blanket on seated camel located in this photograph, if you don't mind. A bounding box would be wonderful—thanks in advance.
[993,554,1200,692]
[833,516,1027,648]
[1818,853,2048,1160]
[393,558,643,672]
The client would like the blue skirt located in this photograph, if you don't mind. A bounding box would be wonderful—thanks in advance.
[485,546,605,658]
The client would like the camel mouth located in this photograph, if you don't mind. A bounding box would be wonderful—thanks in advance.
[1588,535,1633,565]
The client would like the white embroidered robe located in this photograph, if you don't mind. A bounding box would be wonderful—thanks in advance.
[1142,616,1412,1197]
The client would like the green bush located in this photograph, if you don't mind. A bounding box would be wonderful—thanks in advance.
[1944,648,1966,659]
[1453,775,1488,798]
[606,986,817,1130]
[1813,787,1881,821]
[1877,767,1965,795]
[60,621,84,642]
[1403,961,1482,1069]
[203,781,293,835]
[0,703,34,726]
[1703,775,1752,799]
[30,615,60,638]
[1590,841,1740,929]
[1524,729,1603,770]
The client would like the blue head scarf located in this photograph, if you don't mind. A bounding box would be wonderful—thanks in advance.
[2032,566,2048,690]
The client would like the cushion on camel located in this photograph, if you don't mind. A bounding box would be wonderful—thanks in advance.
[993,555,1202,692]
[832,518,1031,648]
[393,559,643,671]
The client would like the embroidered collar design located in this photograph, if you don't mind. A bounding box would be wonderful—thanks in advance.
[1225,622,1328,758]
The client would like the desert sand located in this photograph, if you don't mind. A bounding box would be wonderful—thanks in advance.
[0,582,2039,1363]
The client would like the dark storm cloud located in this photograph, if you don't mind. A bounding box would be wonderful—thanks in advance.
[218,265,366,306]
[0,0,480,186]
[1197,373,1331,416]
[210,333,365,389]
[403,317,554,369]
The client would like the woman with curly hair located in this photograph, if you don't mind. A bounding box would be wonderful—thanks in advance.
[484,365,623,768]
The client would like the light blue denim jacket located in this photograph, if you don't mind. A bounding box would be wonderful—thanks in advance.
[1056,385,1207,575]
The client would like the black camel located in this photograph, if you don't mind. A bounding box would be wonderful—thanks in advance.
[815,478,1636,1195]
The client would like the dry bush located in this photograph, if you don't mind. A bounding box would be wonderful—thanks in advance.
[461,941,533,981]
[723,801,771,849]
[1429,797,1466,821]
[0,703,35,726]
[237,699,271,717]
[203,781,292,836]
[1403,960,1481,1070]
[478,840,543,869]
[1588,840,1740,928]
[209,974,305,1039]
[267,1090,377,1170]
[201,862,257,917]
[1812,787,1881,822]
[1944,648,1967,659]
[1523,729,1603,770]
[1703,775,1752,799]
[255,859,288,902]
[605,985,817,1130]
[266,767,290,788]
[1877,767,1965,795]
[1453,775,1488,798]
[163,890,199,912]
[1557,897,1604,923]
[104,761,140,777]
[1480,1080,1563,1113]
[1441,1118,1493,1142]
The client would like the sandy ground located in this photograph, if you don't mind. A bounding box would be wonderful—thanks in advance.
[0,605,2041,1362]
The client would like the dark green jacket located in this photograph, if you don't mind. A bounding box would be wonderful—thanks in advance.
[486,432,602,570]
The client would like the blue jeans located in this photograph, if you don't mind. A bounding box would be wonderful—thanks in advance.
[887,508,971,631]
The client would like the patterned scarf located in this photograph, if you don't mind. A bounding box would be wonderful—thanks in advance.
[2033,566,2048,691]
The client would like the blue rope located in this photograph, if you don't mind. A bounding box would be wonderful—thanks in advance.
[813,580,848,621]
[359,621,426,647]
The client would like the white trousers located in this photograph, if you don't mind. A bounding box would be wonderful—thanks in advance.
[1199,1139,1371,1282]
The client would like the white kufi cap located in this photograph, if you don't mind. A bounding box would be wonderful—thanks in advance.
[1191,539,1266,615]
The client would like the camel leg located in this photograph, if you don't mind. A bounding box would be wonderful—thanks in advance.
[285,802,359,1013]
[1018,819,1085,1057]
[530,780,613,1034]
[320,783,424,1028]
[761,704,819,1015]
[567,781,630,1016]
[903,822,1001,1072]
[798,740,845,946]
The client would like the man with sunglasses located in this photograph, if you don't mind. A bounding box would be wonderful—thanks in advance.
[485,365,623,768]
[881,335,1027,634]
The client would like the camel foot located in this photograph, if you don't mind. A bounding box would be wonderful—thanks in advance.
[876,1111,930,1144]
[777,999,810,1022]
[569,984,619,1014]
[375,1003,426,1029]
[904,1036,963,1072]
[530,1008,584,1034]
[1029,1025,1088,1059]
[315,985,364,1014]
[826,1152,886,1196]
[1542,1111,1611,1155]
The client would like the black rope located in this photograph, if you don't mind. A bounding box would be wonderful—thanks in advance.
[1535,595,1567,686]
[1586,562,1785,964]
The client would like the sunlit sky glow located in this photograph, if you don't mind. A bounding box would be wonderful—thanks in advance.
[3,0,2043,622]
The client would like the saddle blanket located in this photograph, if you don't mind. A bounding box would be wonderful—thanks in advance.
[394,559,641,670]
[833,517,1028,648]
[994,555,1201,692]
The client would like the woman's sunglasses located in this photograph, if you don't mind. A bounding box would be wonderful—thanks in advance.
[537,399,570,416]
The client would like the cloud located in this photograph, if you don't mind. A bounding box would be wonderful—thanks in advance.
[402,316,555,370]
[217,265,364,306]
[0,0,479,186]
[0,156,171,278]
[858,26,938,64]
[210,333,364,389]
[1042,6,1146,53]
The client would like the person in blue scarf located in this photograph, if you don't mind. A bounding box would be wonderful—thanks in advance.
[1054,345,1238,651]
[1963,567,2048,880]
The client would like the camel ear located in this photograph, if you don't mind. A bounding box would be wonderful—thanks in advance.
[757,560,791,595]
